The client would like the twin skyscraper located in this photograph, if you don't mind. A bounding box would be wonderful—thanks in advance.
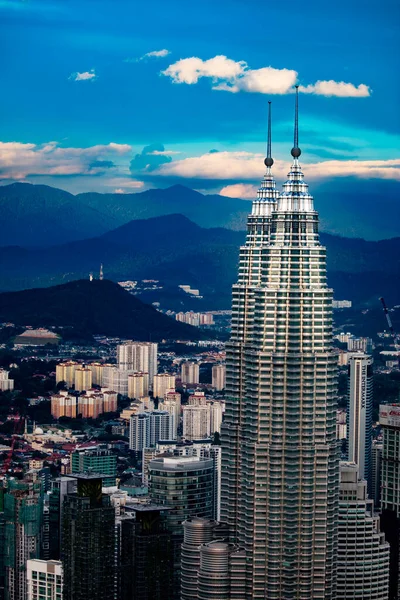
[221,88,340,599]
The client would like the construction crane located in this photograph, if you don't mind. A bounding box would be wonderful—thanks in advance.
[380,297,400,367]
[0,414,25,476]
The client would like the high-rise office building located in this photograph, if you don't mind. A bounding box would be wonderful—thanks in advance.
[61,474,116,600]
[181,518,246,600]
[118,505,173,600]
[379,404,400,600]
[3,478,42,600]
[129,411,175,452]
[74,367,92,392]
[149,455,215,599]
[371,440,383,508]
[336,462,389,599]
[196,541,246,600]
[128,372,149,399]
[71,447,117,487]
[117,341,158,381]
[220,94,339,598]
[148,456,214,537]
[347,353,373,492]
[46,477,77,561]
[152,374,175,398]
[26,559,63,600]
[181,362,200,385]
[211,364,226,391]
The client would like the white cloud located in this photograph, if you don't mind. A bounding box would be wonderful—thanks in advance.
[148,150,181,156]
[162,54,370,98]
[156,150,400,181]
[125,49,171,63]
[105,178,145,190]
[299,80,370,97]
[220,183,258,199]
[143,49,170,59]
[163,55,246,84]
[214,66,297,95]
[0,141,131,180]
[69,69,97,82]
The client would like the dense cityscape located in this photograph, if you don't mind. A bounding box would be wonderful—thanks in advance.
[0,0,399,598]
[0,89,399,599]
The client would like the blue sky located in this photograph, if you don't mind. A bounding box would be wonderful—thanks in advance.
[0,0,399,196]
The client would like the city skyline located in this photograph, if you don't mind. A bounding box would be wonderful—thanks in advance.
[0,0,398,204]
[0,3,399,598]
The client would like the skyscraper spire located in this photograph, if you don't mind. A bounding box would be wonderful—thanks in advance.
[265,101,273,168]
[278,85,314,212]
[291,85,301,159]
[252,100,278,216]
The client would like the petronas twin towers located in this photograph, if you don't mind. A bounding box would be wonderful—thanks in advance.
[221,89,339,599]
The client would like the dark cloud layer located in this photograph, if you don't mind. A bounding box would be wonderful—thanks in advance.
[130,143,172,174]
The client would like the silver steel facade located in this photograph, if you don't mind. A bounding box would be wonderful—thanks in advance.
[221,107,339,598]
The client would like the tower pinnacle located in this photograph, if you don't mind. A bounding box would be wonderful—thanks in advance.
[264,101,274,168]
[291,85,301,159]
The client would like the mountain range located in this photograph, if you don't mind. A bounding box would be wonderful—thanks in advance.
[0,179,399,245]
[0,212,399,309]
[0,279,201,342]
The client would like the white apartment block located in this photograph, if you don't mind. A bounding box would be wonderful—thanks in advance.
[347,354,373,491]
[74,367,92,392]
[102,366,134,396]
[181,362,200,384]
[152,374,175,398]
[129,410,175,451]
[0,368,14,391]
[117,341,158,381]
[27,559,63,600]
[127,372,149,399]
[212,364,226,391]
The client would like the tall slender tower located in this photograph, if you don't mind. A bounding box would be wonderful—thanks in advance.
[221,92,339,599]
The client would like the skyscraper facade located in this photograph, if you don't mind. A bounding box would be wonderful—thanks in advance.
[129,411,175,452]
[118,505,173,600]
[71,447,117,487]
[337,462,389,600]
[3,478,42,600]
[347,353,373,492]
[61,475,115,600]
[380,404,400,600]
[221,95,339,599]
